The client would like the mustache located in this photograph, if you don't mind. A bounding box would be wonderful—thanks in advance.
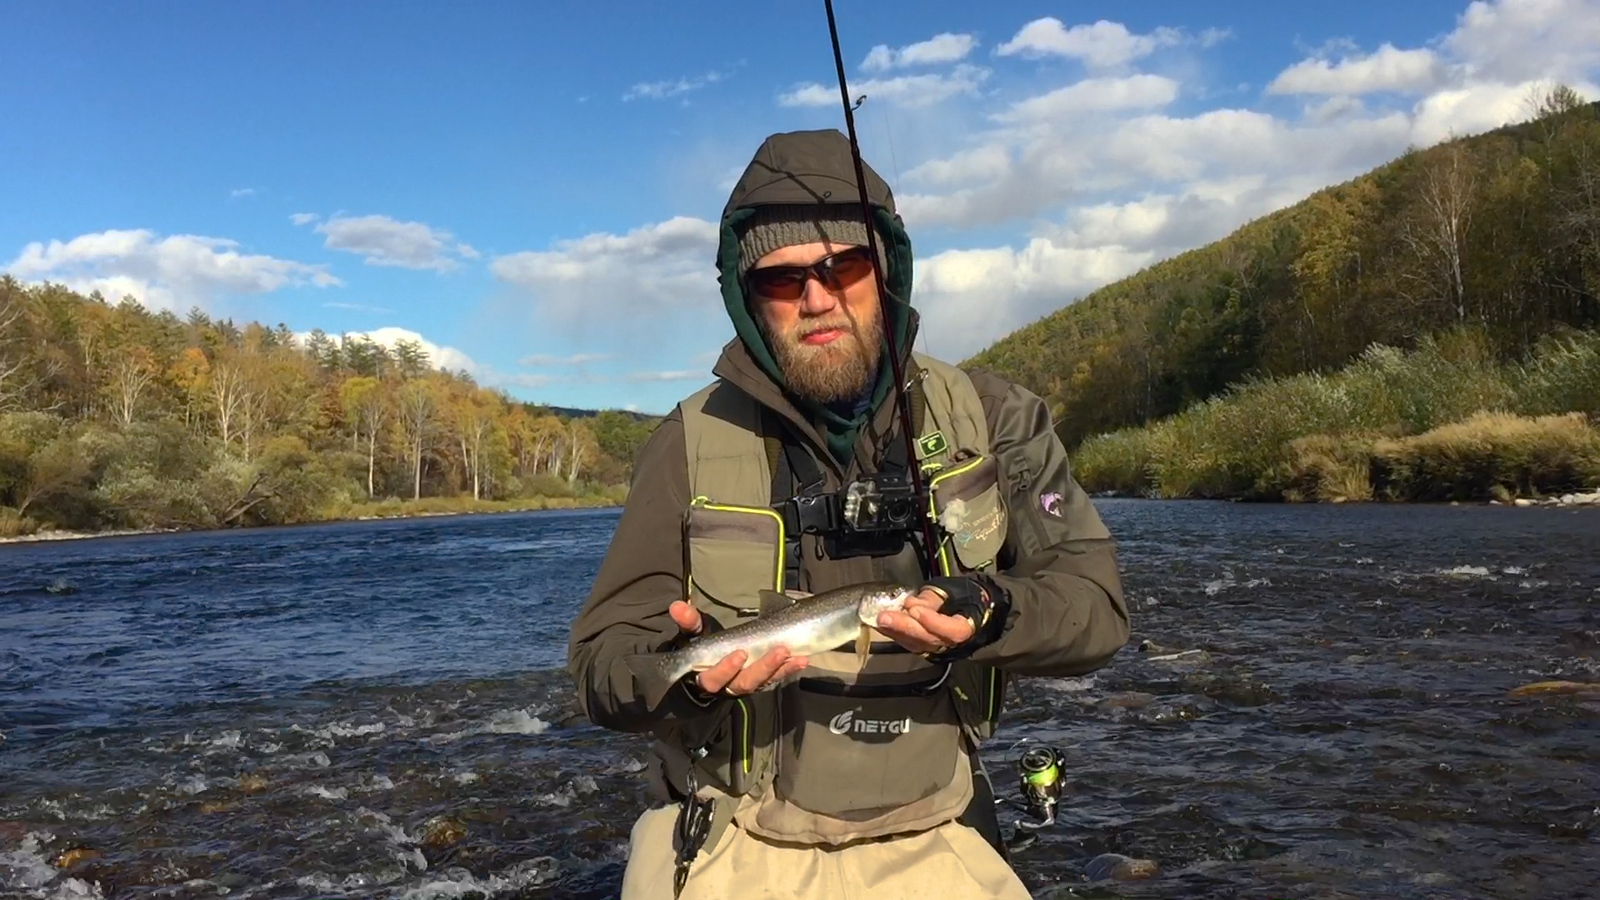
[794,317,864,339]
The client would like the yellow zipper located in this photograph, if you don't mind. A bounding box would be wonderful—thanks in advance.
[689,495,786,590]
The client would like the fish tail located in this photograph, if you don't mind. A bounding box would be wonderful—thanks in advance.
[624,652,689,709]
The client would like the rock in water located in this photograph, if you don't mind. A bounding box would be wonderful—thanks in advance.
[53,846,101,868]
[423,815,467,848]
[1083,852,1160,882]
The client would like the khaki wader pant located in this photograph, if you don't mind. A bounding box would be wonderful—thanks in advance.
[618,804,1033,900]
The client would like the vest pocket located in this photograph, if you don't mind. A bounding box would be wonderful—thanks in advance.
[930,456,1007,573]
[772,674,961,815]
[685,501,784,623]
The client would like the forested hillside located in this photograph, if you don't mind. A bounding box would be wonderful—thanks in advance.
[966,86,1600,452]
[0,279,658,537]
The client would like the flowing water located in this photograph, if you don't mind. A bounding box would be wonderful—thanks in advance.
[1,502,1597,900]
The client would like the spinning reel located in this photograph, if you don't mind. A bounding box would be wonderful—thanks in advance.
[994,738,1070,838]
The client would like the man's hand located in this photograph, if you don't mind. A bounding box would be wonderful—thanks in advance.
[873,589,977,655]
[669,600,808,696]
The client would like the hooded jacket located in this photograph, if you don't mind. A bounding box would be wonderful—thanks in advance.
[567,129,1128,758]
[715,129,917,464]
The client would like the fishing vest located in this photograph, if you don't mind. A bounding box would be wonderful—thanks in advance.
[659,352,1011,846]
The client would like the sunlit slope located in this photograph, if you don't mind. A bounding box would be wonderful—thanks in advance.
[964,92,1600,450]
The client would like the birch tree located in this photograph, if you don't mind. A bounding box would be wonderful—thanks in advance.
[341,376,388,497]
[563,418,598,487]
[397,379,436,499]
[1401,143,1477,324]
[105,348,158,427]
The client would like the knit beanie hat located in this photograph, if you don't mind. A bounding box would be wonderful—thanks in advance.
[736,203,889,280]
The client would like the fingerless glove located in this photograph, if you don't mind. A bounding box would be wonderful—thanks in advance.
[920,574,1011,662]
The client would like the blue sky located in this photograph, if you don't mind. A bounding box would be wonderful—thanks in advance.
[4,0,1598,414]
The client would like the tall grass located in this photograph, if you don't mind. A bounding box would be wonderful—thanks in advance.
[331,490,625,522]
[1073,327,1600,502]
[0,507,38,537]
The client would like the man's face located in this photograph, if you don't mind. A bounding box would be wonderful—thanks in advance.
[747,240,884,405]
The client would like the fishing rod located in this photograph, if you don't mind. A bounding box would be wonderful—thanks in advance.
[819,6,1078,852]
[820,0,940,566]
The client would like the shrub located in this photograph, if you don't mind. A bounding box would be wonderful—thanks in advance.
[517,473,575,499]
[1073,427,1158,495]
[1373,411,1600,500]
[1512,328,1600,419]
[0,507,38,537]
[1280,433,1381,502]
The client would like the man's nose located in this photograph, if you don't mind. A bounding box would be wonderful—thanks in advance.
[798,275,841,314]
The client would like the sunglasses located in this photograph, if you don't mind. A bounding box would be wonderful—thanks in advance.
[744,247,877,301]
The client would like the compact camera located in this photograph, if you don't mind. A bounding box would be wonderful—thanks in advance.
[840,472,921,533]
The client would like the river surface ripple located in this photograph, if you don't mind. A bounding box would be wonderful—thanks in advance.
[1,502,1596,900]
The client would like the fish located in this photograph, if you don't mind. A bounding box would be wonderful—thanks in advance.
[625,581,917,708]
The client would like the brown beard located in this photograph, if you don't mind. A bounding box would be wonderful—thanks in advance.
[758,304,884,405]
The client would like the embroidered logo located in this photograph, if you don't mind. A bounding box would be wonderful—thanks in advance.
[915,431,948,460]
[1039,491,1064,517]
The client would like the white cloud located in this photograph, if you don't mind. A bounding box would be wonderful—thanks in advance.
[491,216,721,330]
[1443,0,1600,85]
[336,327,480,374]
[996,74,1181,121]
[995,18,1190,70]
[1266,0,1600,101]
[323,301,395,314]
[1266,44,1446,96]
[912,240,1157,360]
[624,71,724,101]
[862,33,977,72]
[301,214,474,272]
[230,187,258,199]
[519,352,614,367]
[1408,78,1572,145]
[5,229,340,312]
[623,369,705,382]
[779,64,989,108]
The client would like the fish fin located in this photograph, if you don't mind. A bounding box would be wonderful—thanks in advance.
[855,624,871,665]
[623,652,686,710]
[758,589,795,615]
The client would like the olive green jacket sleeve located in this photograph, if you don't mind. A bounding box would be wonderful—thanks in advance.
[565,409,733,741]
[963,370,1130,675]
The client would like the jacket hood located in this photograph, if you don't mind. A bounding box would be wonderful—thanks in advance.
[715,129,917,433]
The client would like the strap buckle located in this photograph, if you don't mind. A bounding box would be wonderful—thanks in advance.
[778,493,839,535]
[672,753,713,898]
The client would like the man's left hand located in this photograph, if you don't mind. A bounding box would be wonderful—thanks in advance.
[874,589,976,655]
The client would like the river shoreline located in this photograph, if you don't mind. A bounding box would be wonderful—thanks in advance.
[1091,488,1600,507]
[8,488,1597,547]
[0,496,624,546]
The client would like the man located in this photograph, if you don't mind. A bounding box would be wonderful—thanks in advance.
[567,128,1128,899]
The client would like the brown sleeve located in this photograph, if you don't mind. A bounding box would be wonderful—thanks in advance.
[565,408,733,742]
[961,369,1131,675]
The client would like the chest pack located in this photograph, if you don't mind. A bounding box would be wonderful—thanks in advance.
[663,352,1012,845]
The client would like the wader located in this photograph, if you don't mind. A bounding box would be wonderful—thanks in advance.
[622,354,1030,900]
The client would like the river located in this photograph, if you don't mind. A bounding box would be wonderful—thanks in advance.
[1,502,1596,900]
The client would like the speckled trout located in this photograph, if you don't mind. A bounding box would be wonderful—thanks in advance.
[626,582,917,707]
